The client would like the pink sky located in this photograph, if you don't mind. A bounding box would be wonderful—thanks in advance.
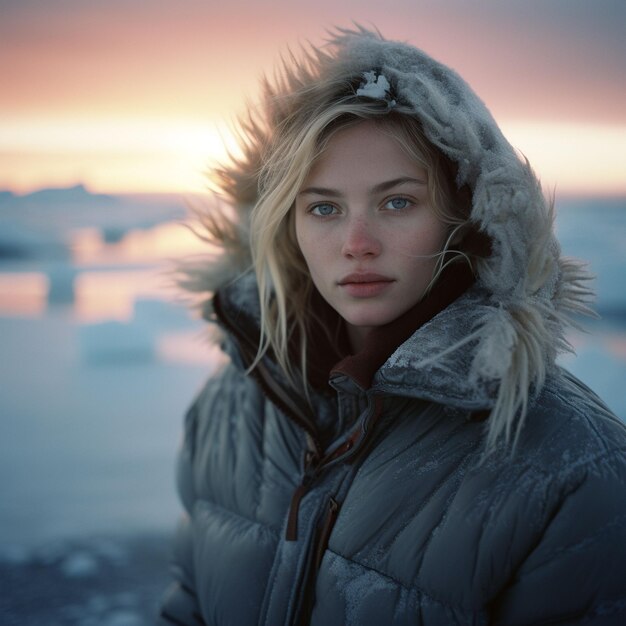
[1,0,625,195]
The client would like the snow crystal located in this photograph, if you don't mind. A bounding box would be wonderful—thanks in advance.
[61,551,99,577]
[92,538,128,565]
[356,71,395,105]
[99,609,145,626]
[0,543,29,564]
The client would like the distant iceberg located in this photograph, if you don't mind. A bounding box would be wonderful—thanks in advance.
[0,184,186,262]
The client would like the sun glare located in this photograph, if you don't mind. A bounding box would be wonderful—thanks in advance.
[0,117,624,196]
[0,117,241,194]
[501,122,626,196]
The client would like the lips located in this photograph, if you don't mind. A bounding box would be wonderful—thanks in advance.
[338,272,394,285]
[338,273,395,298]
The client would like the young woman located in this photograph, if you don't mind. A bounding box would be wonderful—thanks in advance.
[160,28,626,625]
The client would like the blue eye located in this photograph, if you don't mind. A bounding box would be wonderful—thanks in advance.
[311,203,338,216]
[385,197,410,210]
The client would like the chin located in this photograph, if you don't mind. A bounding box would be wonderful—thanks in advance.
[340,307,399,329]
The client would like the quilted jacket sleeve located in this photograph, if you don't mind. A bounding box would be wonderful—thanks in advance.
[159,390,206,626]
[492,448,626,625]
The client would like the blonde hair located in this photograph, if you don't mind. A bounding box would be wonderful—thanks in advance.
[250,98,474,389]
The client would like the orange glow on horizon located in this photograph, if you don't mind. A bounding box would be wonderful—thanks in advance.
[74,270,165,323]
[1,118,625,196]
[71,222,213,266]
[0,117,241,194]
[2,4,625,197]
[501,122,626,197]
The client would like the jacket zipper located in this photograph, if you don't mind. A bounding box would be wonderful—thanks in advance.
[285,396,384,542]
[286,449,319,541]
[292,402,382,626]
[312,497,339,572]
[295,497,340,626]
[285,430,359,542]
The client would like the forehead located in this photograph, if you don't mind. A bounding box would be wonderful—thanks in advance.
[303,120,427,188]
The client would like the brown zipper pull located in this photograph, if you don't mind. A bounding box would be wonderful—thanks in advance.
[286,483,308,541]
[312,497,339,572]
[294,497,341,626]
[286,450,319,541]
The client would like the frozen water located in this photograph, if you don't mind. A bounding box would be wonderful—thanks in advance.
[79,318,156,363]
[0,533,169,624]
[47,263,78,304]
[99,610,145,626]
[0,313,213,550]
[60,551,100,578]
[555,196,626,314]
[0,184,185,262]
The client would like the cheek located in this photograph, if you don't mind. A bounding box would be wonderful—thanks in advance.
[395,220,447,260]
[294,216,321,278]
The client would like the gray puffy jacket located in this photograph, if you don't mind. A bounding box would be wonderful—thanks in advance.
[160,273,626,626]
[160,29,626,625]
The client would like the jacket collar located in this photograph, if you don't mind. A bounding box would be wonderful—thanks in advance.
[330,263,475,392]
[215,266,496,413]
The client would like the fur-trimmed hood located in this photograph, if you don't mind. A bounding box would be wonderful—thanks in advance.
[182,27,592,446]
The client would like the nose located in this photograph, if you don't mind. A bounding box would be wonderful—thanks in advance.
[341,217,381,259]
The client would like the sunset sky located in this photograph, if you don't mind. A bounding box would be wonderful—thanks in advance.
[1,0,625,196]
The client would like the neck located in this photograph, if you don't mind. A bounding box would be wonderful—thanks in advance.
[347,324,373,354]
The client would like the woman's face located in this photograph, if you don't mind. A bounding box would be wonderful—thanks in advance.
[295,120,448,351]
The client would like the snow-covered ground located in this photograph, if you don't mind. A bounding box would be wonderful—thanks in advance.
[0,187,217,624]
[0,188,625,624]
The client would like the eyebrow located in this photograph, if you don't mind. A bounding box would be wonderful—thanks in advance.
[297,176,426,198]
